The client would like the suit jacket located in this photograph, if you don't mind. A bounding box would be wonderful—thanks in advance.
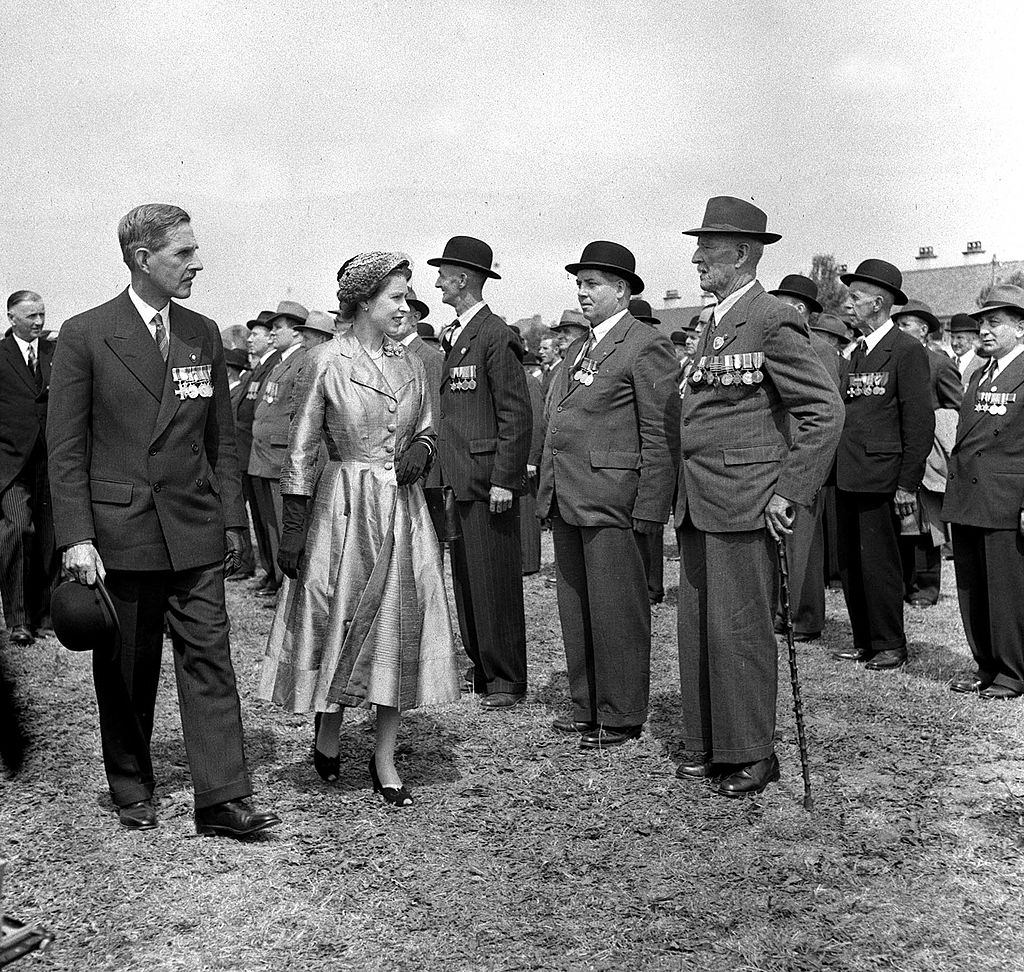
[235,350,281,473]
[836,324,934,494]
[406,334,445,489]
[525,371,545,468]
[942,352,1024,529]
[437,305,532,501]
[538,313,679,529]
[248,346,307,479]
[928,346,964,411]
[0,333,53,495]
[46,288,245,572]
[675,284,843,533]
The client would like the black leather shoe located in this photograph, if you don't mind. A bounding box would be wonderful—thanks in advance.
[864,650,907,671]
[579,725,642,749]
[481,692,525,709]
[675,757,715,780]
[195,800,281,837]
[9,626,33,646]
[950,675,986,694]
[118,799,157,830]
[552,716,596,734]
[833,647,872,661]
[980,685,1022,701]
[793,632,820,643]
[717,754,780,798]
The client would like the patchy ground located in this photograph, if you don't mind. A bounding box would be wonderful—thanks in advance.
[1,532,1023,971]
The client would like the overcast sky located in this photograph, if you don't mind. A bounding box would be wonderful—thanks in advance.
[2,0,1022,330]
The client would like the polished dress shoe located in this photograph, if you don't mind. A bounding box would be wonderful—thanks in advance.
[950,674,986,694]
[579,725,642,749]
[118,799,157,830]
[717,754,780,798]
[481,692,525,709]
[675,756,715,780]
[980,685,1022,701]
[195,800,281,837]
[864,650,906,671]
[908,597,934,608]
[369,755,414,807]
[552,715,596,734]
[9,625,34,646]
[833,647,872,662]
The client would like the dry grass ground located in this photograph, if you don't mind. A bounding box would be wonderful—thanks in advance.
[2,532,1023,971]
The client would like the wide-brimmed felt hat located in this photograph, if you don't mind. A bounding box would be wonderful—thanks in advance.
[266,300,309,327]
[840,259,908,305]
[566,241,644,295]
[224,347,249,370]
[770,274,822,314]
[296,310,336,336]
[628,298,659,326]
[405,286,430,321]
[683,196,781,244]
[52,578,120,655]
[949,312,980,333]
[892,299,942,334]
[245,309,275,331]
[427,236,501,280]
[552,308,588,331]
[669,330,689,346]
[810,313,849,341]
[416,322,438,341]
[969,284,1024,321]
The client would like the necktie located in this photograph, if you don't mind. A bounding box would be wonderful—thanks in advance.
[27,345,42,389]
[153,312,169,363]
[981,358,998,386]
[573,329,595,368]
[851,337,867,368]
[440,321,458,355]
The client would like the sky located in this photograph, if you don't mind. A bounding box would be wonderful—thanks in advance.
[2,0,1022,330]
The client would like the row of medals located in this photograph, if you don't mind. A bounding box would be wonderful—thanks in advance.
[449,365,477,391]
[172,366,213,399]
[848,373,888,397]
[573,357,597,386]
[975,391,1015,415]
[690,352,764,387]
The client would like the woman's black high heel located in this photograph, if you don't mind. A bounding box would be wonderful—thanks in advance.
[368,754,414,807]
[312,713,339,782]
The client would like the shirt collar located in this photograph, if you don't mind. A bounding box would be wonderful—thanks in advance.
[11,332,37,356]
[711,279,757,324]
[128,285,170,327]
[591,308,628,346]
[456,300,487,328]
[279,343,301,361]
[258,348,275,365]
[991,343,1024,379]
[400,331,418,347]
[862,320,894,355]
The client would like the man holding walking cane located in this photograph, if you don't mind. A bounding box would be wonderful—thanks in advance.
[673,197,843,798]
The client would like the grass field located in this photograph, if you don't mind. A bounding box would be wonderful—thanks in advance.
[1,532,1022,972]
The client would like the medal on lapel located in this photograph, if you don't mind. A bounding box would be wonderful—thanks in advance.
[573,356,597,386]
[976,391,1015,414]
[449,365,476,391]
[172,364,214,401]
[263,379,279,404]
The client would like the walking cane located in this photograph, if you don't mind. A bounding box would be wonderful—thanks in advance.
[775,537,814,811]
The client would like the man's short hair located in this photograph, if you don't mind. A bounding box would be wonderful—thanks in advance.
[118,204,191,271]
[7,290,42,311]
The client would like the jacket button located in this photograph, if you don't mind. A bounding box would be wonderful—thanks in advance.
[384,445,394,453]
[153,483,162,493]
[683,419,690,427]
[439,411,445,419]
[557,406,563,412]
[387,424,396,432]
[550,427,558,434]
[552,449,558,456]
[192,443,200,453]
[149,447,158,456]
[388,404,396,413]
[196,478,203,487]
[972,477,978,483]
[384,462,393,470]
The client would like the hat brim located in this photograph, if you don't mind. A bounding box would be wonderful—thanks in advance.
[969,302,1024,321]
[892,308,942,333]
[295,324,336,336]
[768,288,823,314]
[564,262,645,296]
[839,272,908,305]
[266,313,307,328]
[635,315,660,326]
[682,226,782,244]
[810,321,850,340]
[246,319,272,331]
[407,299,430,320]
[425,257,501,280]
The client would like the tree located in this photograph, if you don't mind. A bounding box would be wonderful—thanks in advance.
[978,268,1024,306]
[808,254,848,316]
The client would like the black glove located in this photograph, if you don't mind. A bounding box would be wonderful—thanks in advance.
[395,441,431,486]
[277,494,310,579]
[224,528,244,577]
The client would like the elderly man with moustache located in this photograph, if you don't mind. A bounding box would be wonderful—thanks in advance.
[833,260,933,671]
[431,236,532,708]
[674,198,843,796]
[47,203,279,836]
[0,291,58,646]
[538,242,678,747]
[943,286,1024,699]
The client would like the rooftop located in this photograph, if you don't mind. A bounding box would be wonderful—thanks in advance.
[901,258,1024,322]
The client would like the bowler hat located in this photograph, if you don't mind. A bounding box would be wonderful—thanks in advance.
[553,308,588,331]
[245,309,274,331]
[683,196,781,244]
[769,274,822,314]
[416,322,438,341]
[810,313,849,341]
[266,300,309,327]
[51,578,120,655]
[405,286,430,321]
[224,347,249,370]
[670,330,689,346]
[892,299,941,335]
[296,310,336,337]
[628,298,659,326]
[840,259,908,304]
[949,312,980,334]
[969,284,1024,321]
[427,236,501,280]
[566,241,645,295]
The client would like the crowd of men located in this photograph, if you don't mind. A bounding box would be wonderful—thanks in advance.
[2,195,1024,827]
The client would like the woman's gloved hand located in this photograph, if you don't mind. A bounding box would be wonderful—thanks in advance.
[277,494,310,579]
[395,441,431,486]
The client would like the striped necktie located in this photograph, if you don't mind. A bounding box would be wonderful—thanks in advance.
[27,344,42,389]
[440,321,458,355]
[981,357,998,386]
[153,312,169,363]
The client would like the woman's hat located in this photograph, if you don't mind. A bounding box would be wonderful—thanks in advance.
[51,578,120,655]
[809,313,850,341]
[427,236,501,280]
[949,312,980,334]
[892,299,941,334]
[683,196,781,244]
[769,274,822,314]
[565,241,644,295]
[628,298,659,325]
[840,259,908,304]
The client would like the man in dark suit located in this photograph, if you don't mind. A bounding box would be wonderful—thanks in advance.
[0,291,58,645]
[834,260,934,671]
[225,346,256,578]
[47,203,280,837]
[431,236,532,709]
[539,242,678,748]
[767,275,844,642]
[892,300,962,607]
[520,351,546,576]
[943,285,1024,700]
[675,198,843,796]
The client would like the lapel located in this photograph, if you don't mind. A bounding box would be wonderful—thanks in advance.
[442,304,489,379]
[341,331,397,402]
[105,289,167,402]
[957,350,1024,443]
[692,281,763,360]
[39,340,54,388]
[150,304,207,445]
[558,312,635,403]
[859,323,897,372]
[1,334,38,395]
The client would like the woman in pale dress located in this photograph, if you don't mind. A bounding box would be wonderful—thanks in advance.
[258,252,460,806]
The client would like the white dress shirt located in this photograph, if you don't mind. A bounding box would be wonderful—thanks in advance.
[400,331,418,347]
[862,320,894,356]
[128,285,170,341]
[710,279,757,325]
[955,348,977,374]
[447,300,487,347]
[11,332,40,369]
[987,344,1024,384]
